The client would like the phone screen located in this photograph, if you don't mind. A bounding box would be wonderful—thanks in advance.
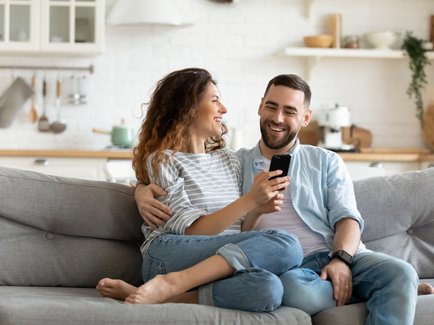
[269,154,291,180]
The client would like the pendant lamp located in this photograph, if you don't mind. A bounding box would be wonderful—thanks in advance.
[107,0,191,26]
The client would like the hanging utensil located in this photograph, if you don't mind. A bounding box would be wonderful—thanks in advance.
[37,78,50,132]
[29,74,38,123]
[50,78,66,133]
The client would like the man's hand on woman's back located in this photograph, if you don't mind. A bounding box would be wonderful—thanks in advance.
[134,183,172,229]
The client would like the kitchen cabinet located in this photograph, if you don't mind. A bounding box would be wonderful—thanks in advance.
[0,156,107,181]
[0,0,39,51]
[0,0,104,55]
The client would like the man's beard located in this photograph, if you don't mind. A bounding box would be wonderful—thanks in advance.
[260,123,298,150]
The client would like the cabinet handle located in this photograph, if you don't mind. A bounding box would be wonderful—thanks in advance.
[369,162,383,168]
[33,158,49,166]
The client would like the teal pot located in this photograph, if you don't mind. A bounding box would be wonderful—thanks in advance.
[93,120,136,148]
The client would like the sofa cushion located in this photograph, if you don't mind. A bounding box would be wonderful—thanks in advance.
[354,168,434,278]
[0,167,144,287]
[0,287,312,325]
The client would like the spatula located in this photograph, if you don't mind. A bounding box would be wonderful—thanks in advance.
[37,78,50,132]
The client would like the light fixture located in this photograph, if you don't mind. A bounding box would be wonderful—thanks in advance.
[107,0,191,26]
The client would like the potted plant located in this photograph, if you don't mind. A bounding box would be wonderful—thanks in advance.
[401,31,431,128]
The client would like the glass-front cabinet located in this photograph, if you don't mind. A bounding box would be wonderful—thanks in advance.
[0,0,39,50]
[0,0,104,55]
[41,0,104,54]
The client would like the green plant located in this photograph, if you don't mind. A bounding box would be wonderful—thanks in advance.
[401,31,431,128]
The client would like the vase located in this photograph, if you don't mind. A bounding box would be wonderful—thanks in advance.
[422,104,434,152]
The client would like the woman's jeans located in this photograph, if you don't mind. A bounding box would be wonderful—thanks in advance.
[280,251,418,325]
[142,229,303,312]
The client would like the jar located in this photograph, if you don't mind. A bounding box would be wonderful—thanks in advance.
[344,35,360,49]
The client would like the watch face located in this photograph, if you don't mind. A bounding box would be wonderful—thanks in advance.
[334,250,352,265]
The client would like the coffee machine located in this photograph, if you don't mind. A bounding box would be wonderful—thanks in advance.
[317,104,355,151]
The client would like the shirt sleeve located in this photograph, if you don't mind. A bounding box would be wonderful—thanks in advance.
[326,152,365,232]
[146,154,207,235]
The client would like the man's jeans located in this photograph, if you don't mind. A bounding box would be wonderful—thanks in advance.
[280,251,418,325]
[142,229,303,312]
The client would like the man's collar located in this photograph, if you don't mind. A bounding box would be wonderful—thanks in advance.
[253,138,300,164]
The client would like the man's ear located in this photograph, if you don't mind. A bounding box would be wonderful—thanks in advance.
[257,98,264,116]
[302,108,313,127]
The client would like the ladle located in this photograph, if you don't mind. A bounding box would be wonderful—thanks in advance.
[37,78,50,132]
[50,78,67,133]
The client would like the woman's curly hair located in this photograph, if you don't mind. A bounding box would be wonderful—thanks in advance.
[133,68,227,184]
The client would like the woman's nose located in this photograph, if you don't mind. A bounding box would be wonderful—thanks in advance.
[220,102,228,114]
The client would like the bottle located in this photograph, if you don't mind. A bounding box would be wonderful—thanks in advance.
[328,14,342,48]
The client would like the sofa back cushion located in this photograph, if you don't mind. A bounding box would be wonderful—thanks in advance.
[354,168,434,278]
[0,167,144,287]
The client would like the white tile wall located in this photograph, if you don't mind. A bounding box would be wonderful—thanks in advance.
[0,0,433,150]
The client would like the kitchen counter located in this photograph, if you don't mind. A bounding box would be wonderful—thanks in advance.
[0,149,133,159]
[0,148,432,162]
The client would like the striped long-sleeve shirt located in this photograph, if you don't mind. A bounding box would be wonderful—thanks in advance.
[140,149,242,255]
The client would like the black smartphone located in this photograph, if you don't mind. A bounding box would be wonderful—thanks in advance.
[269,154,291,180]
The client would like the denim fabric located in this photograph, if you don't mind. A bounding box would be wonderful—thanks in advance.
[236,141,365,252]
[142,229,303,312]
[280,251,418,325]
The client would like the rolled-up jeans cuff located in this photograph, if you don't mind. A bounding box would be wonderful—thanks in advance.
[198,283,214,306]
[216,243,251,271]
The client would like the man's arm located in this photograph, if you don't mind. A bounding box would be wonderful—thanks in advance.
[134,183,172,229]
[320,218,361,307]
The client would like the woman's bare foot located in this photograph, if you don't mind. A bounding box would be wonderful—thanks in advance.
[125,273,185,304]
[418,283,434,295]
[96,278,138,300]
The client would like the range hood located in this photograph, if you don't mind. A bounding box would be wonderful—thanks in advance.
[106,0,191,26]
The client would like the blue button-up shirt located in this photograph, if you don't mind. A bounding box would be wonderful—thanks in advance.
[235,140,365,252]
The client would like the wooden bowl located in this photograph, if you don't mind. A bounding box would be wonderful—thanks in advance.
[303,35,333,48]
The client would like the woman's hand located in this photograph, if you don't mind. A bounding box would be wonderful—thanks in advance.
[134,183,172,229]
[245,170,289,207]
[241,192,284,231]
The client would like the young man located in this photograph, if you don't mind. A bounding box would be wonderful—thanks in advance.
[136,74,425,324]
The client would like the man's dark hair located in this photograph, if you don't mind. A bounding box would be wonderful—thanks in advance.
[263,74,311,108]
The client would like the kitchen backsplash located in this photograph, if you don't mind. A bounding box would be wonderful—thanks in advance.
[0,0,433,150]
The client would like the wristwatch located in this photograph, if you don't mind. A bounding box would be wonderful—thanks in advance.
[332,250,353,267]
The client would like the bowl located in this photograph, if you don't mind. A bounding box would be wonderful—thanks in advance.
[303,35,333,48]
[364,31,398,50]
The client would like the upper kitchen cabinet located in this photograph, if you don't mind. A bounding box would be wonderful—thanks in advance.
[0,0,104,56]
[0,0,39,51]
[40,0,104,55]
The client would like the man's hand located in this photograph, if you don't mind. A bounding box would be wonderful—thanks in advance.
[134,183,172,229]
[320,258,353,306]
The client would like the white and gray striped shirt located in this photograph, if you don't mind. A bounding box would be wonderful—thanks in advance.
[140,149,242,255]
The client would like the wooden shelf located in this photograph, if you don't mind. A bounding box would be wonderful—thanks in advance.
[283,47,434,60]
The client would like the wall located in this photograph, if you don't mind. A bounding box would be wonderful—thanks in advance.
[0,0,433,150]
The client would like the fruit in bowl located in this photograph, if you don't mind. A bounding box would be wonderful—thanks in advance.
[364,31,399,49]
[303,35,333,48]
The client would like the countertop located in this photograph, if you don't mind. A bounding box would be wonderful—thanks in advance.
[0,148,433,162]
[0,149,133,159]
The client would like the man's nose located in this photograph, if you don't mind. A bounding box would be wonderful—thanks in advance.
[271,109,284,123]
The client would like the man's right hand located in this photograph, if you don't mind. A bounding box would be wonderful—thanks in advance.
[134,183,172,229]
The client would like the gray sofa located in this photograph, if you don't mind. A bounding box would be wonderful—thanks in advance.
[0,166,433,325]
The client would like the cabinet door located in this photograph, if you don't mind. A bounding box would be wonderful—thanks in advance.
[0,157,107,181]
[0,0,39,51]
[40,0,104,54]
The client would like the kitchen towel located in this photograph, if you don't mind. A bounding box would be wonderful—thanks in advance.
[0,77,34,128]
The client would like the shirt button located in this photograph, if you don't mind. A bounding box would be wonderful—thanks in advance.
[45,232,54,240]
[407,229,414,235]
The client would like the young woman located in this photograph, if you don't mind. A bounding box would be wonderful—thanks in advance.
[97,68,303,312]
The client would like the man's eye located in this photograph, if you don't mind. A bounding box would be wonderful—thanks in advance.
[266,105,277,110]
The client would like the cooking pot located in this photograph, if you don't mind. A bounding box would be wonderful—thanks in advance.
[92,119,136,148]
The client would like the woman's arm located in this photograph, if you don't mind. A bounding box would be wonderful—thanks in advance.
[241,192,285,231]
[185,171,288,235]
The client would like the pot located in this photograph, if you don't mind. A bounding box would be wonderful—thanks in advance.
[93,119,136,148]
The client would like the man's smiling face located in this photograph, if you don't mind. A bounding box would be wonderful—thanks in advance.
[258,84,311,151]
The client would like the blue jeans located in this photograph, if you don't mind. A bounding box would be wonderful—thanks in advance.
[280,251,418,325]
[142,229,303,312]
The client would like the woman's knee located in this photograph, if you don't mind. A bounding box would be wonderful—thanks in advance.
[212,268,284,312]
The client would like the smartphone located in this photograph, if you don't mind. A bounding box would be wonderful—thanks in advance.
[269,154,291,180]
